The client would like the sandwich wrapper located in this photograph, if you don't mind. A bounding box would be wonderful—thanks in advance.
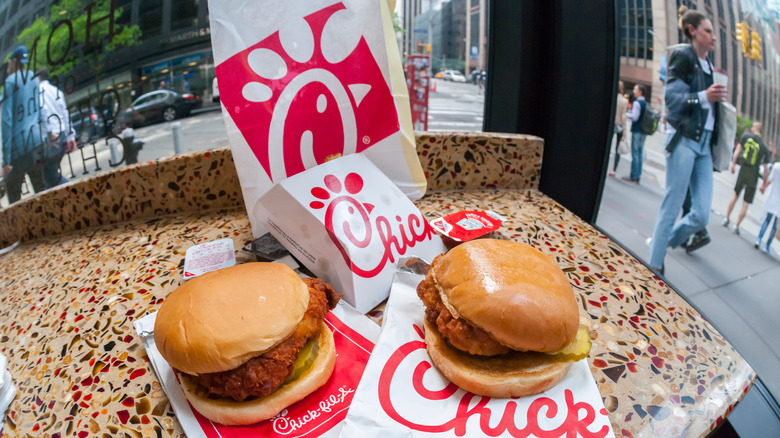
[134,279,381,438]
[208,0,427,240]
[255,154,445,313]
[340,261,616,438]
[0,353,17,432]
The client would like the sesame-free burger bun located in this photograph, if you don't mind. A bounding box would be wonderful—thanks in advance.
[430,239,579,353]
[178,322,337,425]
[423,319,572,398]
[154,263,310,375]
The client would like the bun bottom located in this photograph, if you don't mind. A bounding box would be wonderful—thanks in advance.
[179,321,337,426]
[424,319,572,398]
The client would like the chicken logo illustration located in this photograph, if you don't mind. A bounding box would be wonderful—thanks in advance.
[216,2,400,183]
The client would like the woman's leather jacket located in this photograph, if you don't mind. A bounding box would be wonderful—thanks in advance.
[664,44,719,152]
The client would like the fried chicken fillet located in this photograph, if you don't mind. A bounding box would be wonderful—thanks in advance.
[186,278,341,401]
[417,272,510,356]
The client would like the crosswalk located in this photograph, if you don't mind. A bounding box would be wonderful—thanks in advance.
[427,83,485,132]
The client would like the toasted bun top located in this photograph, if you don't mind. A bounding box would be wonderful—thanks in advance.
[154,263,309,375]
[431,239,578,353]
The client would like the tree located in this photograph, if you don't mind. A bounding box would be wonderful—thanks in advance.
[15,0,141,79]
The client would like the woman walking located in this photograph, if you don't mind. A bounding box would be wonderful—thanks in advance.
[647,7,727,273]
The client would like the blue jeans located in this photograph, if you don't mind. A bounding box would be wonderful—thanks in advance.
[756,214,778,250]
[630,131,646,181]
[42,135,68,189]
[648,131,713,268]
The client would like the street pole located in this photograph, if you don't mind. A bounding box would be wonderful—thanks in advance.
[465,1,471,76]
[478,0,486,71]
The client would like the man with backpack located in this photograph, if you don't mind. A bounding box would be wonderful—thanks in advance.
[722,122,770,235]
[624,84,652,184]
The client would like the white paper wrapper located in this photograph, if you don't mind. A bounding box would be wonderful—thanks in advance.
[134,281,380,437]
[340,264,616,438]
[0,353,16,432]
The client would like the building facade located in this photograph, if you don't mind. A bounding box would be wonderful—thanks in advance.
[0,0,213,111]
[619,0,780,148]
[410,0,488,73]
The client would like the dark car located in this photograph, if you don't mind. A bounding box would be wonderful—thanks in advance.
[69,106,107,145]
[120,89,202,128]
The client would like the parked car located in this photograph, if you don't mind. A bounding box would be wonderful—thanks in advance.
[212,77,220,103]
[119,89,202,128]
[69,106,107,145]
[442,70,466,83]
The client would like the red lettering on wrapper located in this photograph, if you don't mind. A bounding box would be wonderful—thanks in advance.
[309,173,436,278]
[377,325,611,437]
[190,312,373,437]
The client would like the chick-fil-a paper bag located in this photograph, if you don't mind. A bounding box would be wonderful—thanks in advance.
[340,263,616,438]
[208,0,426,239]
[255,154,445,313]
[135,298,380,438]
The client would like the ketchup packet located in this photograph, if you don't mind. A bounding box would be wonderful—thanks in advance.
[430,210,504,243]
[340,260,615,438]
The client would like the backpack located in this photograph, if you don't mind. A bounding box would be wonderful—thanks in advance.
[638,101,660,135]
[740,137,761,167]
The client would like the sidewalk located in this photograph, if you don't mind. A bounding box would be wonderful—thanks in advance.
[598,129,780,436]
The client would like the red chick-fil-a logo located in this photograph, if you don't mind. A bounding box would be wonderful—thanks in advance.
[271,385,355,435]
[376,324,611,437]
[309,172,435,277]
[216,2,399,182]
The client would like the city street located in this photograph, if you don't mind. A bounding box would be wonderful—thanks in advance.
[427,79,485,132]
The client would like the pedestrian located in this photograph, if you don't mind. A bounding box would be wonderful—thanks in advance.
[37,67,77,189]
[647,7,727,274]
[624,84,648,184]
[1,45,48,204]
[722,122,770,234]
[608,81,628,177]
[755,161,780,253]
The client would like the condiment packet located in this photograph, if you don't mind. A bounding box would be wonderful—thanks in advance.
[430,210,504,243]
[340,260,615,438]
[183,238,236,279]
[135,283,379,438]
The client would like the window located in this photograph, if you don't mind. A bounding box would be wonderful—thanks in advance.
[720,29,727,66]
[139,0,163,38]
[171,0,200,31]
[115,0,133,28]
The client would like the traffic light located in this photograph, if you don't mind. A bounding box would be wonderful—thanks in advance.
[751,30,763,62]
[736,22,749,54]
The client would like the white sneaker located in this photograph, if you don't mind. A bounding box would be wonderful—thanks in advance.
[722,218,730,227]
[733,227,740,235]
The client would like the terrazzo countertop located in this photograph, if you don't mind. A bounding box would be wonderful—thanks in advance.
[0,133,754,438]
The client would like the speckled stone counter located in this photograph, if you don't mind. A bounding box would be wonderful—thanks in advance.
[0,132,754,438]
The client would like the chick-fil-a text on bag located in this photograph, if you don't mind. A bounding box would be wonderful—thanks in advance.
[255,154,445,313]
[208,0,426,238]
[340,267,616,438]
[135,300,380,438]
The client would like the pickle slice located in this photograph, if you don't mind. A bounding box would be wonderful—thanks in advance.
[545,325,592,362]
[284,337,320,384]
